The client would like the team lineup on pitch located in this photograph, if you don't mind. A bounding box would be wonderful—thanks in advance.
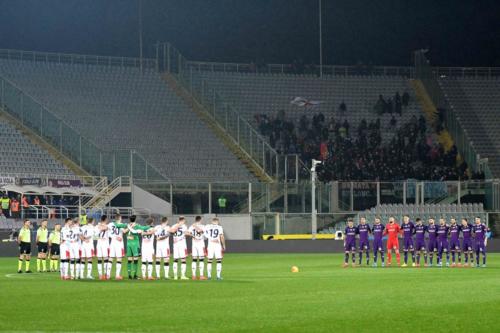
[16,215,226,281]
[343,215,490,268]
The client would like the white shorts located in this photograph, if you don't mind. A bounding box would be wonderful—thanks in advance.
[192,241,206,258]
[109,241,124,258]
[96,240,110,258]
[141,246,155,262]
[60,243,70,260]
[173,241,187,259]
[81,241,95,258]
[69,242,81,259]
[207,243,223,260]
[155,241,170,258]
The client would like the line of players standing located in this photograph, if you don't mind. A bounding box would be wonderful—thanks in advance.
[17,214,226,280]
[344,215,490,268]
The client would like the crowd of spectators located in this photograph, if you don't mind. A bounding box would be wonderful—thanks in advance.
[255,103,478,182]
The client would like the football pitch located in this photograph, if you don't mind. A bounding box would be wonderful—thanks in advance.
[1,254,499,333]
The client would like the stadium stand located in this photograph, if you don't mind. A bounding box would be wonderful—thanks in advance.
[0,59,256,182]
[438,77,500,177]
[192,70,465,181]
[0,117,73,175]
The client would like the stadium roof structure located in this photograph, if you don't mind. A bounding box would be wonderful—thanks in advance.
[1,184,97,197]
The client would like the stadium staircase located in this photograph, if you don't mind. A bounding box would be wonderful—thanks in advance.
[162,72,273,183]
[0,109,90,178]
[410,79,455,153]
[80,176,132,209]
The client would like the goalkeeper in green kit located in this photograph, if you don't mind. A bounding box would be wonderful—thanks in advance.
[126,215,152,279]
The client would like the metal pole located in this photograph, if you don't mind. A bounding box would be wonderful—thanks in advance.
[319,0,323,78]
[138,0,143,73]
[208,183,212,214]
[311,164,317,239]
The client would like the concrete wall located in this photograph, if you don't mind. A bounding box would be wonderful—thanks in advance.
[1,235,498,256]
[132,185,172,216]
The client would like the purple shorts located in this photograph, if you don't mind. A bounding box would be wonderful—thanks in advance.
[415,239,426,251]
[403,238,414,251]
[344,239,356,252]
[359,240,369,250]
[474,240,485,252]
[428,239,438,252]
[462,239,473,251]
[438,239,449,252]
[373,239,384,251]
[449,239,460,250]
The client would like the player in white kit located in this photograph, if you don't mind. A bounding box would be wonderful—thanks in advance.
[59,218,73,280]
[107,214,129,280]
[154,217,176,279]
[140,218,156,280]
[68,218,83,279]
[80,217,96,279]
[188,216,207,280]
[95,215,110,280]
[205,217,225,280]
[172,216,189,280]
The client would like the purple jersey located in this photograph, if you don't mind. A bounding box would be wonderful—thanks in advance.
[461,224,472,240]
[344,226,357,251]
[372,224,384,240]
[356,224,371,241]
[414,224,427,241]
[437,225,449,240]
[449,224,460,241]
[427,224,438,240]
[401,222,415,239]
[472,224,487,242]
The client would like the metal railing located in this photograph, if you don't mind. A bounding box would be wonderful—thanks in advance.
[184,60,415,77]
[0,74,167,182]
[134,179,500,215]
[434,67,500,78]
[0,48,156,69]
[0,173,105,187]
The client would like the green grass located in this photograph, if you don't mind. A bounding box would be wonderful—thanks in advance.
[0,254,499,332]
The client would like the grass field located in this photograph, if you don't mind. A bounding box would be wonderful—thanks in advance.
[1,254,499,332]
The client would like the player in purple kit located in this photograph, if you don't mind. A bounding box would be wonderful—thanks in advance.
[343,219,357,268]
[436,218,450,267]
[448,218,461,267]
[401,215,415,267]
[460,218,473,267]
[472,217,489,268]
[414,218,427,267]
[426,218,438,267]
[356,217,371,266]
[371,217,385,267]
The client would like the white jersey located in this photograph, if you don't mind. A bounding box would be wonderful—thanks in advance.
[141,230,155,251]
[172,224,187,245]
[81,225,95,241]
[69,226,82,244]
[60,226,72,245]
[108,222,126,243]
[204,224,224,245]
[60,226,72,260]
[96,224,110,242]
[189,224,205,257]
[205,224,224,259]
[155,224,170,244]
[95,224,110,258]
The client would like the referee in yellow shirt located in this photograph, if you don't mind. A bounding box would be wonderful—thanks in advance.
[18,219,32,273]
[48,224,61,272]
[36,220,49,272]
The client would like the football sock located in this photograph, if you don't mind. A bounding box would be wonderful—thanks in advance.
[164,262,169,277]
[207,262,212,278]
[116,262,122,277]
[18,260,23,271]
[366,251,370,265]
[25,260,30,271]
[181,262,186,277]
[87,262,92,276]
[97,260,103,276]
[216,261,222,278]
[37,259,41,271]
[173,261,178,277]
[156,261,161,278]
[141,263,146,277]
[147,262,153,278]
[199,260,205,276]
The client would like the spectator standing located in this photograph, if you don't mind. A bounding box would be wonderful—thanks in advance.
[1,194,10,217]
[10,198,20,219]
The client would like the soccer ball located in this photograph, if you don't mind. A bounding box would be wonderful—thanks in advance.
[291,266,299,273]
